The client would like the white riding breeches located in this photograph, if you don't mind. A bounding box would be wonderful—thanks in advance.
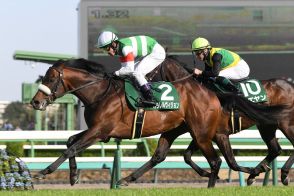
[219,59,250,80]
[133,43,166,86]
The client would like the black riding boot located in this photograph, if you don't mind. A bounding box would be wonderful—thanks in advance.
[139,84,156,107]
[216,76,242,95]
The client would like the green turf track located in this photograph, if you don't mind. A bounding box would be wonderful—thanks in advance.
[0,186,293,196]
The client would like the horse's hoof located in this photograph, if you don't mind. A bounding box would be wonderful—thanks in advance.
[70,175,79,186]
[247,177,256,186]
[34,173,46,180]
[117,179,129,186]
[281,173,289,186]
[282,177,289,186]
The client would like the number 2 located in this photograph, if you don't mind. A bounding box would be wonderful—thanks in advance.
[158,84,174,101]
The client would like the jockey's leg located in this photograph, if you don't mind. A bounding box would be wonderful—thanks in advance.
[216,76,240,93]
[218,59,250,94]
[134,46,165,106]
[139,82,156,106]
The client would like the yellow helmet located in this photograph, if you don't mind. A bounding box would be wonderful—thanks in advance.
[191,37,211,51]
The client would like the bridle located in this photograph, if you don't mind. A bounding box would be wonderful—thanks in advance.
[36,65,124,121]
[38,66,102,104]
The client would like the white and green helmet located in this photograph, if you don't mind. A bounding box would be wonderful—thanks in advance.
[97,31,118,48]
[191,37,211,51]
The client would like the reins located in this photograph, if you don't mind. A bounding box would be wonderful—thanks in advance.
[82,76,118,108]
[82,76,125,121]
[147,61,194,84]
[58,79,101,98]
[170,74,194,83]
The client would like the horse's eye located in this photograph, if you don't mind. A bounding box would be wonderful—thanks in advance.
[49,79,55,83]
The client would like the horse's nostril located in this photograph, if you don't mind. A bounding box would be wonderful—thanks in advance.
[31,100,40,106]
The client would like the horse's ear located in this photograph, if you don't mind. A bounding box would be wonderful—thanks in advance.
[53,59,66,68]
[165,47,168,55]
[35,75,43,83]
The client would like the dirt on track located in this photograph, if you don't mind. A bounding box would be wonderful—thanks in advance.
[31,168,294,189]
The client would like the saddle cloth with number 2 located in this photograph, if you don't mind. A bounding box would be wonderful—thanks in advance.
[124,80,180,111]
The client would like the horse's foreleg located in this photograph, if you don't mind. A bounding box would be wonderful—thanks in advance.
[68,156,78,186]
[117,129,184,186]
[196,140,222,188]
[34,129,101,180]
[183,140,218,178]
[66,131,87,186]
[34,152,70,180]
[247,125,280,186]
[215,133,253,174]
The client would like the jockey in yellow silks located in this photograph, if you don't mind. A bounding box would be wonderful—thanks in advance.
[192,37,250,94]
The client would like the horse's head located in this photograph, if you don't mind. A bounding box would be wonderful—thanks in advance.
[31,58,106,110]
[31,60,69,110]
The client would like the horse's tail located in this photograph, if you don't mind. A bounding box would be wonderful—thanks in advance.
[218,93,286,124]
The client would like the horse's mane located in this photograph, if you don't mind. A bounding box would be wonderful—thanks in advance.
[166,55,194,74]
[53,58,105,75]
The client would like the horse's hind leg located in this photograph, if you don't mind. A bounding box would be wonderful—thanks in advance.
[214,133,253,174]
[281,153,294,185]
[247,125,280,186]
[280,125,294,185]
[117,127,185,186]
[183,140,218,178]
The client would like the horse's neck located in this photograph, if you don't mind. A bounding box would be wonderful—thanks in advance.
[71,76,124,107]
[164,61,190,81]
[67,73,106,106]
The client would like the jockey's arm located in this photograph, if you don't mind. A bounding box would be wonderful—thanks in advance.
[115,52,135,76]
[202,53,222,77]
[115,65,134,76]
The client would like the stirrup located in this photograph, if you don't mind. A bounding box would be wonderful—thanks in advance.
[141,99,156,107]
[137,97,156,107]
[232,88,243,96]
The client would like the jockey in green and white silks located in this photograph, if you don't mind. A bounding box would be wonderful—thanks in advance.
[191,37,250,93]
[96,31,166,106]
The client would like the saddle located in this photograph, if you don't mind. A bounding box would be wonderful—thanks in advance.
[124,79,180,139]
[197,76,268,133]
[124,79,180,111]
[199,76,268,103]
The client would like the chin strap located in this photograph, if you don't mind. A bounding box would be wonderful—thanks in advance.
[203,48,210,60]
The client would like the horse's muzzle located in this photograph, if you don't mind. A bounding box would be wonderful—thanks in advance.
[30,99,48,111]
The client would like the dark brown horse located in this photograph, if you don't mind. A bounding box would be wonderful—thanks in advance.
[118,56,294,186]
[30,58,284,188]
[187,78,294,186]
